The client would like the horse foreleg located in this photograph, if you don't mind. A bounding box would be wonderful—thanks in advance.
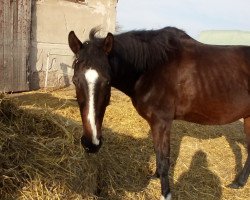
[151,146,160,179]
[230,117,250,188]
[151,119,172,200]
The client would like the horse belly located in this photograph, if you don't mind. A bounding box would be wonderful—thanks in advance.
[178,98,250,125]
[180,112,238,125]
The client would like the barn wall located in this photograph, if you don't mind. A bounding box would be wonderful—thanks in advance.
[29,0,117,90]
[0,0,31,92]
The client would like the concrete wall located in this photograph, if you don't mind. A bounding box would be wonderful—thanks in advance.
[29,0,117,90]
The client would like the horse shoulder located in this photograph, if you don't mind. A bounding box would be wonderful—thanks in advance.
[132,66,177,122]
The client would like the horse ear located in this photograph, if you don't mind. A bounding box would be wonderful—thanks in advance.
[103,32,113,55]
[68,31,82,54]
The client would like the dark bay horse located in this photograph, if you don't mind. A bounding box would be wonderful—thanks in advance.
[68,27,250,200]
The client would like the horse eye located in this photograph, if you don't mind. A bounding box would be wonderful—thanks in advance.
[107,81,110,86]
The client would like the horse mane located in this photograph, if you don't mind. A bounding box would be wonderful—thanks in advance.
[89,27,192,72]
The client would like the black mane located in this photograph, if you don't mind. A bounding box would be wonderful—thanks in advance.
[89,27,191,72]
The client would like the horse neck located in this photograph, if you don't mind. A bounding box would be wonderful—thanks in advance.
[108,54,142,97]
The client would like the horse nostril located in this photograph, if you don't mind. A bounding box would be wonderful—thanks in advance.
[85,147,90,152]
[81,135,102,153]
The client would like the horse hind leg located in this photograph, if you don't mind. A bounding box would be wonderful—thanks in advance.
[230,117,250,188]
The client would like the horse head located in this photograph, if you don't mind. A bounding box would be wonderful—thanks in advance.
[68,30,113,153]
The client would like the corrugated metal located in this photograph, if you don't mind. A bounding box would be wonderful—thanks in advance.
[0,0,31,92]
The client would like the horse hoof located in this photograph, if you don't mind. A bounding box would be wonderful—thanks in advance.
[160,193,172,200]
[227,182,243,189]
[151,172,160,179]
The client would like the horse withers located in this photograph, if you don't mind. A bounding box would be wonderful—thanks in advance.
[68,27,250,200]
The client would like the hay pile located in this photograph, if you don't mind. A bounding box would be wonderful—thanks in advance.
[0,96,97,200]
[0,88,250,199]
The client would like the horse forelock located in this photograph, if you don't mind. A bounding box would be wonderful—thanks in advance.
[89,27,101,40]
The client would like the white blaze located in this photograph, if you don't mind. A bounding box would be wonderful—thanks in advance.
[85,69,99,145]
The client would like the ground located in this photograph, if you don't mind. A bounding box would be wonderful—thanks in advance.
[0,87,249,199]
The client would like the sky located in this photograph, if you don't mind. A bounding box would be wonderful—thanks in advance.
[116,0,250,38]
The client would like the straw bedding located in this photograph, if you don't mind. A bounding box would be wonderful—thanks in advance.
[0,88,249,199]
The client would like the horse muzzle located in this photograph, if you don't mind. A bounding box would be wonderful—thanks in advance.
[81,135,102,153]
